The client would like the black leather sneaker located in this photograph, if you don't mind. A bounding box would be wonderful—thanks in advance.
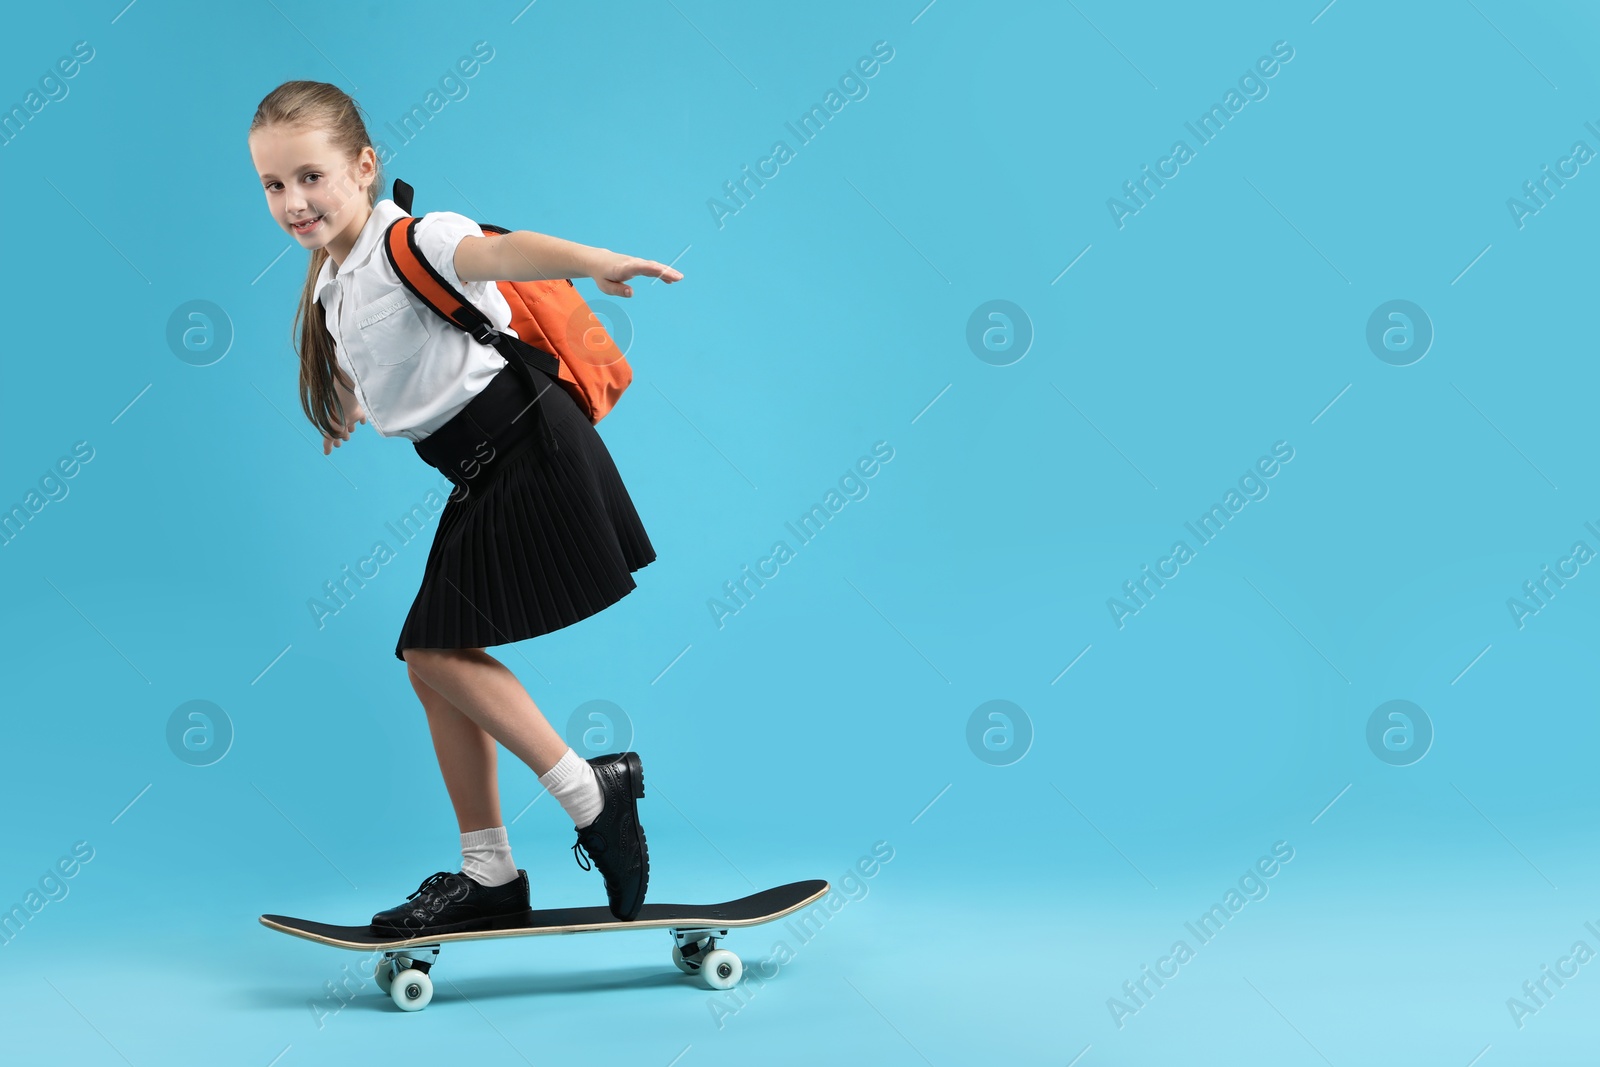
[369,869,532,938]
[571,752,650,921]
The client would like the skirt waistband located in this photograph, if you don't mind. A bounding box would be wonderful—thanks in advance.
[413,360,558,498]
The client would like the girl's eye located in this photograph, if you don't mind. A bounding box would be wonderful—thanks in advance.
[263,175,319,192]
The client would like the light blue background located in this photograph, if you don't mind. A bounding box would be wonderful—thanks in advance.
[2,0,1597,1063]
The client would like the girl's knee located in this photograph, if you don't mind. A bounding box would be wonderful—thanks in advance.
[402,647,445,687]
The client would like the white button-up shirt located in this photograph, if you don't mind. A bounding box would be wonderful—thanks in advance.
[314,198,517,441]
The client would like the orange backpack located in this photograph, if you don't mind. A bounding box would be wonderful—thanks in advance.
[383,178,632,429]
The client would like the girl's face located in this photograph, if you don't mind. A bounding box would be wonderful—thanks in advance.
[249,124,375,265]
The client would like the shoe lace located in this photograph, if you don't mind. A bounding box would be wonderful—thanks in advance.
[407,871,457,905]
[572,830,602,872]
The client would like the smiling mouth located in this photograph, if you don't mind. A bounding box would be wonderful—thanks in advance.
[291,215,323,234]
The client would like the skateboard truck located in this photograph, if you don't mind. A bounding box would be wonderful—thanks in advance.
[670,927,739,984]
[373,945,442,1010]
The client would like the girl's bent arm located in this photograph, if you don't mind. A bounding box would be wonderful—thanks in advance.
[333,372,359,418]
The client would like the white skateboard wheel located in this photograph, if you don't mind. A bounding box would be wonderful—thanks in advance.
[374,958,393,993]
[374,955,411,994]
[390,967,433,1011]
[699,949,742,990]
[671,944,700,973]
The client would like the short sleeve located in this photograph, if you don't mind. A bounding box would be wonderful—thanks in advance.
[412,210,492,302]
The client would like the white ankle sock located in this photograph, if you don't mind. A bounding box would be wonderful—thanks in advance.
[538,748,604,829]
[460,825,518,887]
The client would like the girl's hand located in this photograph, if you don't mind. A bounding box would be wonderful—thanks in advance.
[323,405,366,455]
[594,254,684,298]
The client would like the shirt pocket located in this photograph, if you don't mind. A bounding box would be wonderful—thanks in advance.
[354,288,427,366]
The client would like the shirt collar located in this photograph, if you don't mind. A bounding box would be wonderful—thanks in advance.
[313,198,406,305]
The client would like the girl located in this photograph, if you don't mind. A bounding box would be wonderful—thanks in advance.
[247,80,681,933]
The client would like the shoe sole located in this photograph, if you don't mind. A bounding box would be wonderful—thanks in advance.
[369,908,534,940]
[625,750,646,799]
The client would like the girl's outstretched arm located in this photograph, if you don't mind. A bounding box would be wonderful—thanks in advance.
[455,231,683,297]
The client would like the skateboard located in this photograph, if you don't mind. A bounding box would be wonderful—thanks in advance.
[260,878,830,1011]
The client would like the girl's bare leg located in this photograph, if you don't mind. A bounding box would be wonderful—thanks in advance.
[402,648,569,779]
[406,662,504,833]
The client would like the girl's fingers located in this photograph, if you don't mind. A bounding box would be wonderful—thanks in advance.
[607,259,682,286]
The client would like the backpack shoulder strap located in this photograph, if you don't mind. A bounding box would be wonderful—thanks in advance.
[382,180,560,379]
[383,216,558,369]
[393,177,415,214]
[382,215,498,343]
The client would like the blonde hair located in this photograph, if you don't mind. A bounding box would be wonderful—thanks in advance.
[248,80,381,442]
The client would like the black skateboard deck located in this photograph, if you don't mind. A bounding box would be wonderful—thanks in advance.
[260,878,830,1011]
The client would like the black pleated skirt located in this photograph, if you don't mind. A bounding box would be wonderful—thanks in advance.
[394,358,656,662]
